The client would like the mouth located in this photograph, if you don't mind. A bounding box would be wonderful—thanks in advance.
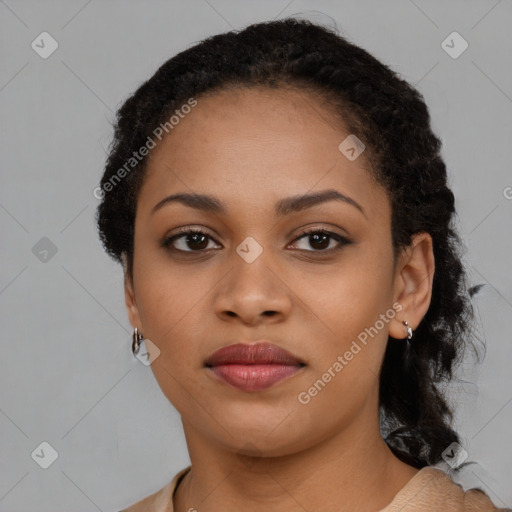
[204,342,306,392]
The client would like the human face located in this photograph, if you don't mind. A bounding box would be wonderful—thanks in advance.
[125,86,399,457]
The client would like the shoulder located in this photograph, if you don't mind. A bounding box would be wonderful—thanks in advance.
[119,466,191,512]
[380,466,509,511]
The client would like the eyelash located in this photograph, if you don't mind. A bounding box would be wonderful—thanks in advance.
[161,227,352,255]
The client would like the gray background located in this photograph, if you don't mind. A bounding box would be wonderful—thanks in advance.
[1,0,511,510]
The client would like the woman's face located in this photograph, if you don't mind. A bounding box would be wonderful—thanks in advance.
[125,86,405,457]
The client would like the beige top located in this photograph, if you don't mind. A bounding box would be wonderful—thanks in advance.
[120,465,508,511]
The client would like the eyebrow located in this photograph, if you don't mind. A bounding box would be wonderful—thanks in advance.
[151,189,366,218]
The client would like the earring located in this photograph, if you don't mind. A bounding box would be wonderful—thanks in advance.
[402,321,414,371]
[403,321,413,341]
[132,327,143,356]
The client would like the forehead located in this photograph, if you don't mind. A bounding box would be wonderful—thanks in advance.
[137,86,389,220]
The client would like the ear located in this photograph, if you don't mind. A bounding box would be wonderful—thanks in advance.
[122,252,142,330]
[388,232,435,340]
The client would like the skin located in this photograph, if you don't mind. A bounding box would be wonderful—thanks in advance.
[124,86,435,512]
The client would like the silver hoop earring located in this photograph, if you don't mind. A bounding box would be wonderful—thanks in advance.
[403,321,413,340]
[132,327,143,355]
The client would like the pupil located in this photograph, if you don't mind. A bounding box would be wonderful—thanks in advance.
[188,233,208,250]
[311,233,328,249]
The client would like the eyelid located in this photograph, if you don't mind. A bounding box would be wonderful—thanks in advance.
[292,224,349,239]
[176,225,217,237]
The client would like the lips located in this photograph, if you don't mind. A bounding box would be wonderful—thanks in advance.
[204,342,306,392]
[205,342,305,366]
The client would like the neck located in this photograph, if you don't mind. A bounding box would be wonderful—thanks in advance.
[173,411,419,512]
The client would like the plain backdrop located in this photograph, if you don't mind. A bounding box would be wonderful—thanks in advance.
[1,1,511,510]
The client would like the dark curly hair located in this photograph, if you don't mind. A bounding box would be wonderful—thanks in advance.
[96,18,476,469]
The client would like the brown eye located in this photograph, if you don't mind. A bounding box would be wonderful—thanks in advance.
[162,229,220,252]
[290,229,351,252]
[307,232,331,250]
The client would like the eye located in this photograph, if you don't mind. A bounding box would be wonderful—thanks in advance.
[161,228,221,253]
[161,227,351,255]
[289,228,351,252]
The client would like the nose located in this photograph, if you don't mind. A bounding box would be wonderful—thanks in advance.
[213,248,292,326]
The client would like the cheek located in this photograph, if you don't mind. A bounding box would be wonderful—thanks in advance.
[134,249,199,331]
[295,277,392,427]
[299,253,394,401]
[132,274,205,393]
[306,256,393,339]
